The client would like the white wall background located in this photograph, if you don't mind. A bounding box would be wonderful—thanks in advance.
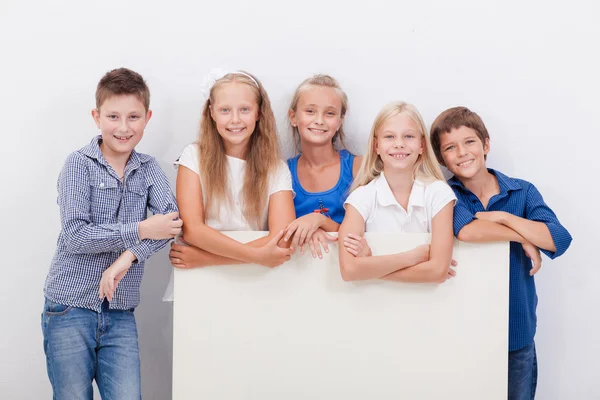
[0,0,597,398]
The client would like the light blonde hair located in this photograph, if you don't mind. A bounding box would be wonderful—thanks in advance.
[197,71,280,229]
[288,74,349,154]
[351,101,444,191]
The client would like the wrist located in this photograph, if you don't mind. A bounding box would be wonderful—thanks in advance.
[137,221,147,240]
[122,250,138,263]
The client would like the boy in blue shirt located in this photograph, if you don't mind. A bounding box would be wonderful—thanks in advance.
[42,68,182,399]
[430,106,572,400]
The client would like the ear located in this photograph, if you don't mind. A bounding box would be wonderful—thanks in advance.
[419,136,425,155]
[483,138,490,156]
[209,105,215,121]
[91,109,101,128]
[288,109,297,127]
[374,137,380,155]
[337,114,344,132]
[144,109,153,127]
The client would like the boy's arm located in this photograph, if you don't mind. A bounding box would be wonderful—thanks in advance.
[453,200,527,243]
[475,184,572,258]
[126,159,179,263]
[59,153,147,255]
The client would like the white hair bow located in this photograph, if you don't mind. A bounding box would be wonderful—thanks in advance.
[199,68,259,99]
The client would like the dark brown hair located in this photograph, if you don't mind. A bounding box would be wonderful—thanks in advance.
[430,106,490,165]
[95,68,150,111]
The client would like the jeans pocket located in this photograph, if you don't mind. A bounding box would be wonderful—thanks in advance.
[44,299,74,316]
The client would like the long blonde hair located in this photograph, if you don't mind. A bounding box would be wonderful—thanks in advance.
[351,101,444,191]
[288,74,349,154]
[198,71,280,229]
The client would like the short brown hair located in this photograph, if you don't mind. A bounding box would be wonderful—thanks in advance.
[95,68,150,111]
[430,106,490,165]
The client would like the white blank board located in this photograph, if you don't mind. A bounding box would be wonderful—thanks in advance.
[173,233,509,399]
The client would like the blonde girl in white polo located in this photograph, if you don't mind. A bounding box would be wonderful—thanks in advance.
[338,102,456,283]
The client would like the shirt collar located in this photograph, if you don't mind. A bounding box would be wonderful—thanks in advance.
[375,172,426,209]
[79,135,152,167]
[448,168,521,194]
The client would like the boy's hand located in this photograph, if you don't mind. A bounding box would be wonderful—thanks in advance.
[139,212,182,240]
[284,213,324,253]
[255,230,296,268]
[170,242,210,269]
[307,228,338,259]
[522,241,542,275]
[343,233,372,258]
[99,251,136,301]
[445,259,459,281]
[475,211,508,225]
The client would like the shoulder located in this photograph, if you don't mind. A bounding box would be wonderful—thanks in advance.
[346,177,377,204]
[286,154,300,169]
[422,179,456,206]
[174,143,200,174]
[423,179,454,194]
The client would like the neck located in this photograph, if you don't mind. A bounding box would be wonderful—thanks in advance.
[460,167,496,197]
[383,165,414,196]
[99,143,130,175]
[224,142,249,160]
[299,142,338,167]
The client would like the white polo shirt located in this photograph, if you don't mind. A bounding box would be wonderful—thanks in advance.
[344,173,456,233]
[175,143,293,231]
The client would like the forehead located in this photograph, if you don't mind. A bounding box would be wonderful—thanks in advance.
[212,81,258,104]
[99,94,146,111]
[378,114,419,134]
[439,126,480,145]
[297,85,342,108]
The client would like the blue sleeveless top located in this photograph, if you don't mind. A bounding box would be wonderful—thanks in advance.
[287,149,355,224]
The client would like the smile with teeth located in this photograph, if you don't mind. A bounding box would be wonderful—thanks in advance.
[457,159,474,167]
[228,127,246,133]
[308,128,327,133]
[389,153,410,159]
[114,135,133,140]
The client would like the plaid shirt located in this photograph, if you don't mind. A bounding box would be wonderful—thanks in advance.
[44,136,178,312]
[450,169,572,351]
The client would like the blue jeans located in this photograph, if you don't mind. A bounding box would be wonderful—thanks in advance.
[508,340,538,400]
[41,298,141,400]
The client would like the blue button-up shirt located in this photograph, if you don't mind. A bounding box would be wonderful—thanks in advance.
[44,136,178,312]
[450,169,572,351]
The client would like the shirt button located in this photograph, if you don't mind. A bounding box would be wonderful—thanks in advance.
[136,240,140,245]
[100,182,105,188]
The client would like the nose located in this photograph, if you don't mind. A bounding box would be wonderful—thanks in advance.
[315,112,324,125]
[118,118,129,133]
[394,137,405,148]
[457,143,468,156]
[231,110,241,123]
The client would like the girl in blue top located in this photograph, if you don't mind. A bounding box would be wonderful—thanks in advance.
[283,75,362,258]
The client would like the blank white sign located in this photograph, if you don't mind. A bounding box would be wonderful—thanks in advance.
[173,233,509,399]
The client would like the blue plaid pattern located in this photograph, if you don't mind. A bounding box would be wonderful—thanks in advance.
[44,136,178,312]
[450,169,572,351]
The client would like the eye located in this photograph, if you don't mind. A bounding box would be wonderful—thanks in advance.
[241,107,250,113]
[129,115,140,120]
[444,145,455,151]
[220,108,230,113]
[107,114,118,120]
[327,111,337,116]
[305,109,315,114]
[466,139,475,144]
[405,134,414,139]
[384,134,394,139]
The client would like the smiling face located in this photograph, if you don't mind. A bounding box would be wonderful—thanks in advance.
[209,81,260,157]
[375,113,424,172]
[289,85,343,148]
[438,125,489,180]
[92,94,151,160]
